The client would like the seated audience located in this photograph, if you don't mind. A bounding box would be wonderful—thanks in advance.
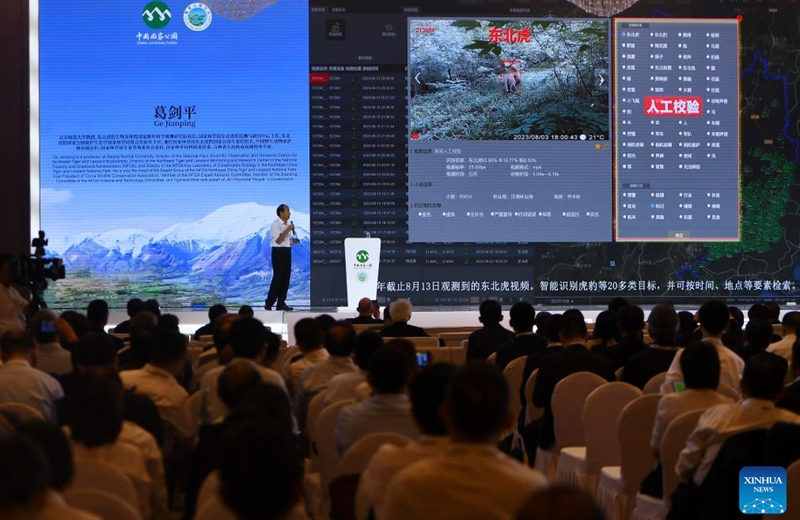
[738,318,774,361]
[587,310,617,351]
[198,317,285,425]
[0,329,63,421]
[67,370,153,519]
[347,297,383,325]
[721,306,745,352]
[30,309,72,376]
[379,299,429,338]
[608,296,630,313]
[767,310,800,362]
[621,303,680,389]
[86,299,124,351]
[777,338,800,414]
[0,252,28,335]
[17,421,101,520]
[518,313,564,428]
[325,329,383,406]
[59,311,92,343]
[0,431,50,520]
[515,486,604,520]
[381,363,547,520]
[467,299,514,360]
[529,311,615,451]
[299,320,357,395]
[216,422,305,520]
[191,313,238,389]
[118,312,160,371]
[676,310,699,346]
[650,341,734,457]
[676,352,800,488]
[158,313,180,333]
[661,300,744,395]
[336,345,418,455]
[237,305,254,318]
[113,297,144,334]
[749,303,781,343]
[120,331,196,448]
[284,317,329,388]
[357,363,455,520]
[595,304,646,369]
[193,304,227,340]
[495,301,547,371]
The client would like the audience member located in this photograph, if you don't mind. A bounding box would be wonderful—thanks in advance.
[113,297,144,334]
[676,352,800,487]
[661,300,744,395]
[676,310,699,346]
[86,299,124,351]
[119,316,159,371]
[650,342,733,457]
[347,297,383,325]
[587,310,617,350]
[379,299,429,338]
[59,311,92,343]
[0,253,28,336]
[777,338,800,415]
[518,313,564,428]
[67,370,153,519]
[120,331,196,448]
[596,305,647,369]
[143,298,162,317]
[515,486,605,520]
[16,421,102,520]
[326,329,383,406]
[284,317,329,387]
[300,320,357,395]
[30,309,72,376]
[495,301,547,371]
[316,314,338,334]
[336,345,418,455]
[0,329,63,421]
[193,304,228,340]
[217,422,305,520]
[381,363,547,520]
[765,301,782,324]
[739,319,774,361]
[748,303,781,343]
[198,317,285,425]
[158,313,180,333]
[534,311,551,335]
[722,306,745,351]
[767,311,800,362]
[608,296,629,313]
[0,431,50,520]
[191,313,238,389]
[528,311,614,452]
[466,299,514,360]
[357,363,455,520]
[237,305,254,318]
[621,303,680,389]
[383,305,392,325]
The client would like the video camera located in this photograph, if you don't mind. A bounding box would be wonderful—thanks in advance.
[11,230,66,314]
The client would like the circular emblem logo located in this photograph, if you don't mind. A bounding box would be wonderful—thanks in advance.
[356,272,368,283]
[142,1,172,29]
[356,250,369,263]
[184,3,212,31]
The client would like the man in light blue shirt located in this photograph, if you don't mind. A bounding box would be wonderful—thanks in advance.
[0,329,63,421]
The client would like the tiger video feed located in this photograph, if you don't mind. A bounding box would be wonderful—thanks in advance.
[408,19,610,141]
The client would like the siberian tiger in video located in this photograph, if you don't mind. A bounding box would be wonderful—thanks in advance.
[501,64,522,93]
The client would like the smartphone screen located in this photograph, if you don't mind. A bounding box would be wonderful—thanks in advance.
[416,351,430,367]
[673,380,686,393]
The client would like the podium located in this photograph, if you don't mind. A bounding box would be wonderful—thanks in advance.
[344,237,381,309]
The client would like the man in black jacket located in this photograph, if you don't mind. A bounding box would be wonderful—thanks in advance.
[495,301,547,371]
[467,299,514,360]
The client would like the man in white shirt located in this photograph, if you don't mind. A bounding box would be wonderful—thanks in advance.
[357,363,455,520]
[336,345,419,455]
[284,317,329,390]
[0,253,28,337]
[676,353,800,487]
[264,203,299,311]
[198,317,286,424]
[651,341,734,456]
[661,300,744,395]
[30,309,72,376]
[300,321,357,395]
[325,329,383,406]
[120,331,196,449]
[0,329,63,421]
[767,311,800,362]
[381,363,547,520]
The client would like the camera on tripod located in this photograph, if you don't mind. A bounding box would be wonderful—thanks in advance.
[11,230,66,313]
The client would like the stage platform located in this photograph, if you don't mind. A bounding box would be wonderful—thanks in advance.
[108,306,627,345]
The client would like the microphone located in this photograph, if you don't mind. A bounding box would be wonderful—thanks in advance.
[290,221,298,237]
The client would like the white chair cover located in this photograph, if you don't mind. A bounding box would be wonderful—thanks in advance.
[486,352,497,365]
[0,402,44,423]
[596,394,661,520]
[306,389,329,463]
[335,432,412,477]
[451,346,467,365]
[196,470,220,512]
[503,357,527,427]
[437,332,472,346]
[383,336,439,349]
[64,488,143,520]
[552,372,608,448]
[312,399,354,520]
[556,382,642,493]
[643,373,667,395]
[70,459,139,511]
[524,369,543,424]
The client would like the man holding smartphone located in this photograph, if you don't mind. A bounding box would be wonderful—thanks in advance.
[347,297,383,325]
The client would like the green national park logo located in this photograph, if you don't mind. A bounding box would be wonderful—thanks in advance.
[356,250,369,263]
[142,2,172,29]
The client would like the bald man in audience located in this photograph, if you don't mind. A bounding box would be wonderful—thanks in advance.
[348,297,383,324]
[381,363,547,520]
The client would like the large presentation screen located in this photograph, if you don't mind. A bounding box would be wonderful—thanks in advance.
[32,0,800,309]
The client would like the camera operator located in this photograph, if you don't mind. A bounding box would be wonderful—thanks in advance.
[0,253,29,336]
